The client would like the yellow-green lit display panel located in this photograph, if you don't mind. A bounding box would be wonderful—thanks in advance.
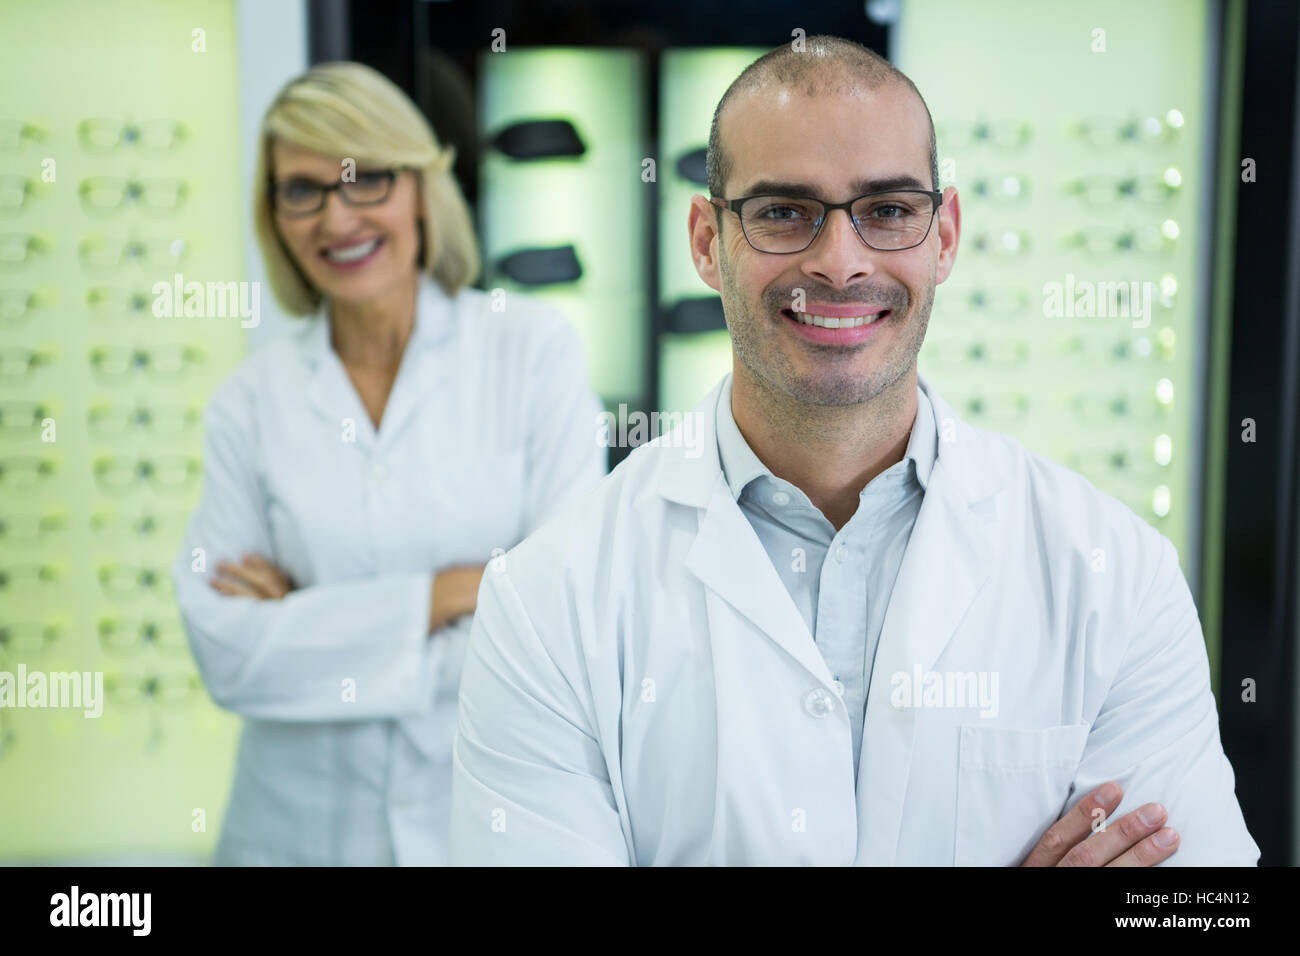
[898,0,1208,579]
[0,0,245,860]
[657,48,765,413]
[478,49,647,407]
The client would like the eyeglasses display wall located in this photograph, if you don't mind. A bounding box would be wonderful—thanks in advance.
[897,0,1211,620]
[0,0,245,859]
[478,49,649,410]
[657,49,766,415]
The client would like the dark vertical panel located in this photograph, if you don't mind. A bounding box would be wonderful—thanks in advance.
[1219,0,1300,866]
[308,0,351,62]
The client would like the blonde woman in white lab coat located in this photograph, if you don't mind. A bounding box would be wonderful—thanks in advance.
[171,62,605,865]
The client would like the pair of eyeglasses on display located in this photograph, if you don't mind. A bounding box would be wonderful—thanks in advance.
[1064,439,1173,476]
[0,618,63,762]
[90,508,189,540]
[79,177,188,216]
[926,335,1030,368]
[1065,386,1175,423]
[87,402,200,439]
[1062,223,1179,255]
[0,233,51,268]
[0,288,53,326]
[0,563,62,594]
[78,235,189,271]
[0,400,58,438]
[92,455,200,496]
[936,284,1032,317]
[1062,169,1184,205]
[966,174,1030,203]
[0,346,56,381]
[968,230,1032,258]
[77,119,187,154]
[86,286,152,318]
[936,119,1033,151]
[1056,327,1178,363]
[0,510,66,545]
[104,667,205,752]
[98,615,188,656]
[88,344,205,383]
[0,456,58,490]
[0,176,49,214]
[959,392,1032,423]
[0,620,61,661]
[1067,110,1185,147]
[97,564,175,602]
[269,167,406,217]
[708,189,943,254]
[0,120,49,152]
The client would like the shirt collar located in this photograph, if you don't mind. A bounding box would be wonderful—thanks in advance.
[715,372,937,501]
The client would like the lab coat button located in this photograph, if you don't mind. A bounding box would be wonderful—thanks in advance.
[832,679,846,697]
[804,687,836,718]
[372,463,389,482]
[835,545,848,562]
[771,490,790,506]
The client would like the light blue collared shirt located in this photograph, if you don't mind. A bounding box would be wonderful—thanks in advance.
[714,374,937,784]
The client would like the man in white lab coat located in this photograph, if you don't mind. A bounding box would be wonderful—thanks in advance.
[449,36,1259,865]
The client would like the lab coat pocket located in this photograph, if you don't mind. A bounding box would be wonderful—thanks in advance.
[953,722,1089,866]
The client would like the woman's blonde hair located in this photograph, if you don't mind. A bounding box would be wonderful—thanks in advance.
[253,61,480,315]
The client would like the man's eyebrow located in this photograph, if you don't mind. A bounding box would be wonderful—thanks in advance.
[733,175,931,198]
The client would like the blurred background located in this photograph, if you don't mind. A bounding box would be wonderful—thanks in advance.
[0,0,1297,865]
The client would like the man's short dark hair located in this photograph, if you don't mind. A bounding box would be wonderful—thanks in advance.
[706,36,939,226]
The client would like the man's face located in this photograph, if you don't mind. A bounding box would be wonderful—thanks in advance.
[689,81,959,408]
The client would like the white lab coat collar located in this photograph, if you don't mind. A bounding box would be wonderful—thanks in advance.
[655,372,1011,862]
[658,372,1002,509]
[295,276,458,449]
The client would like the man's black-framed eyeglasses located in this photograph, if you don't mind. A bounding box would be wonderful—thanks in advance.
[270,167,406,217]
[709,188,943,254]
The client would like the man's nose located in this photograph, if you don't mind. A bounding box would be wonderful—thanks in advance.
[802,207,874,286]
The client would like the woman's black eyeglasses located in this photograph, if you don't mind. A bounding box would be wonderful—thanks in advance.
[270,167,406,217]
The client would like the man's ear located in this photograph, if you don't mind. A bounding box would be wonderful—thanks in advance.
[934,185,961,285]
[687,193,723,294]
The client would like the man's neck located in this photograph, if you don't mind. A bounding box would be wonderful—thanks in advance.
[730,365,918,531]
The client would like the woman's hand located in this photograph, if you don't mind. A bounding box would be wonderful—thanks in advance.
[211,552,297,600]
[430,565,487,633]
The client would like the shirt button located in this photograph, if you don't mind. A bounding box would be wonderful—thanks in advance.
[371,462,389,482]
[835,544,848,562]
[832,679,846,697]
[771,490,790,506]
[803,687,836,718]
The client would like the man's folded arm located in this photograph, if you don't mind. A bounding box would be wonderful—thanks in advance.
[449,561,631,866]
[1069,531,1259,866]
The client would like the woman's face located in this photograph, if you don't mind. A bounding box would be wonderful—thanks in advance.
[270,138,423,308]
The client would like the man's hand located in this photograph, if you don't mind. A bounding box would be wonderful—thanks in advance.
[1020,782,1181,867]
[212,552,296,600]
